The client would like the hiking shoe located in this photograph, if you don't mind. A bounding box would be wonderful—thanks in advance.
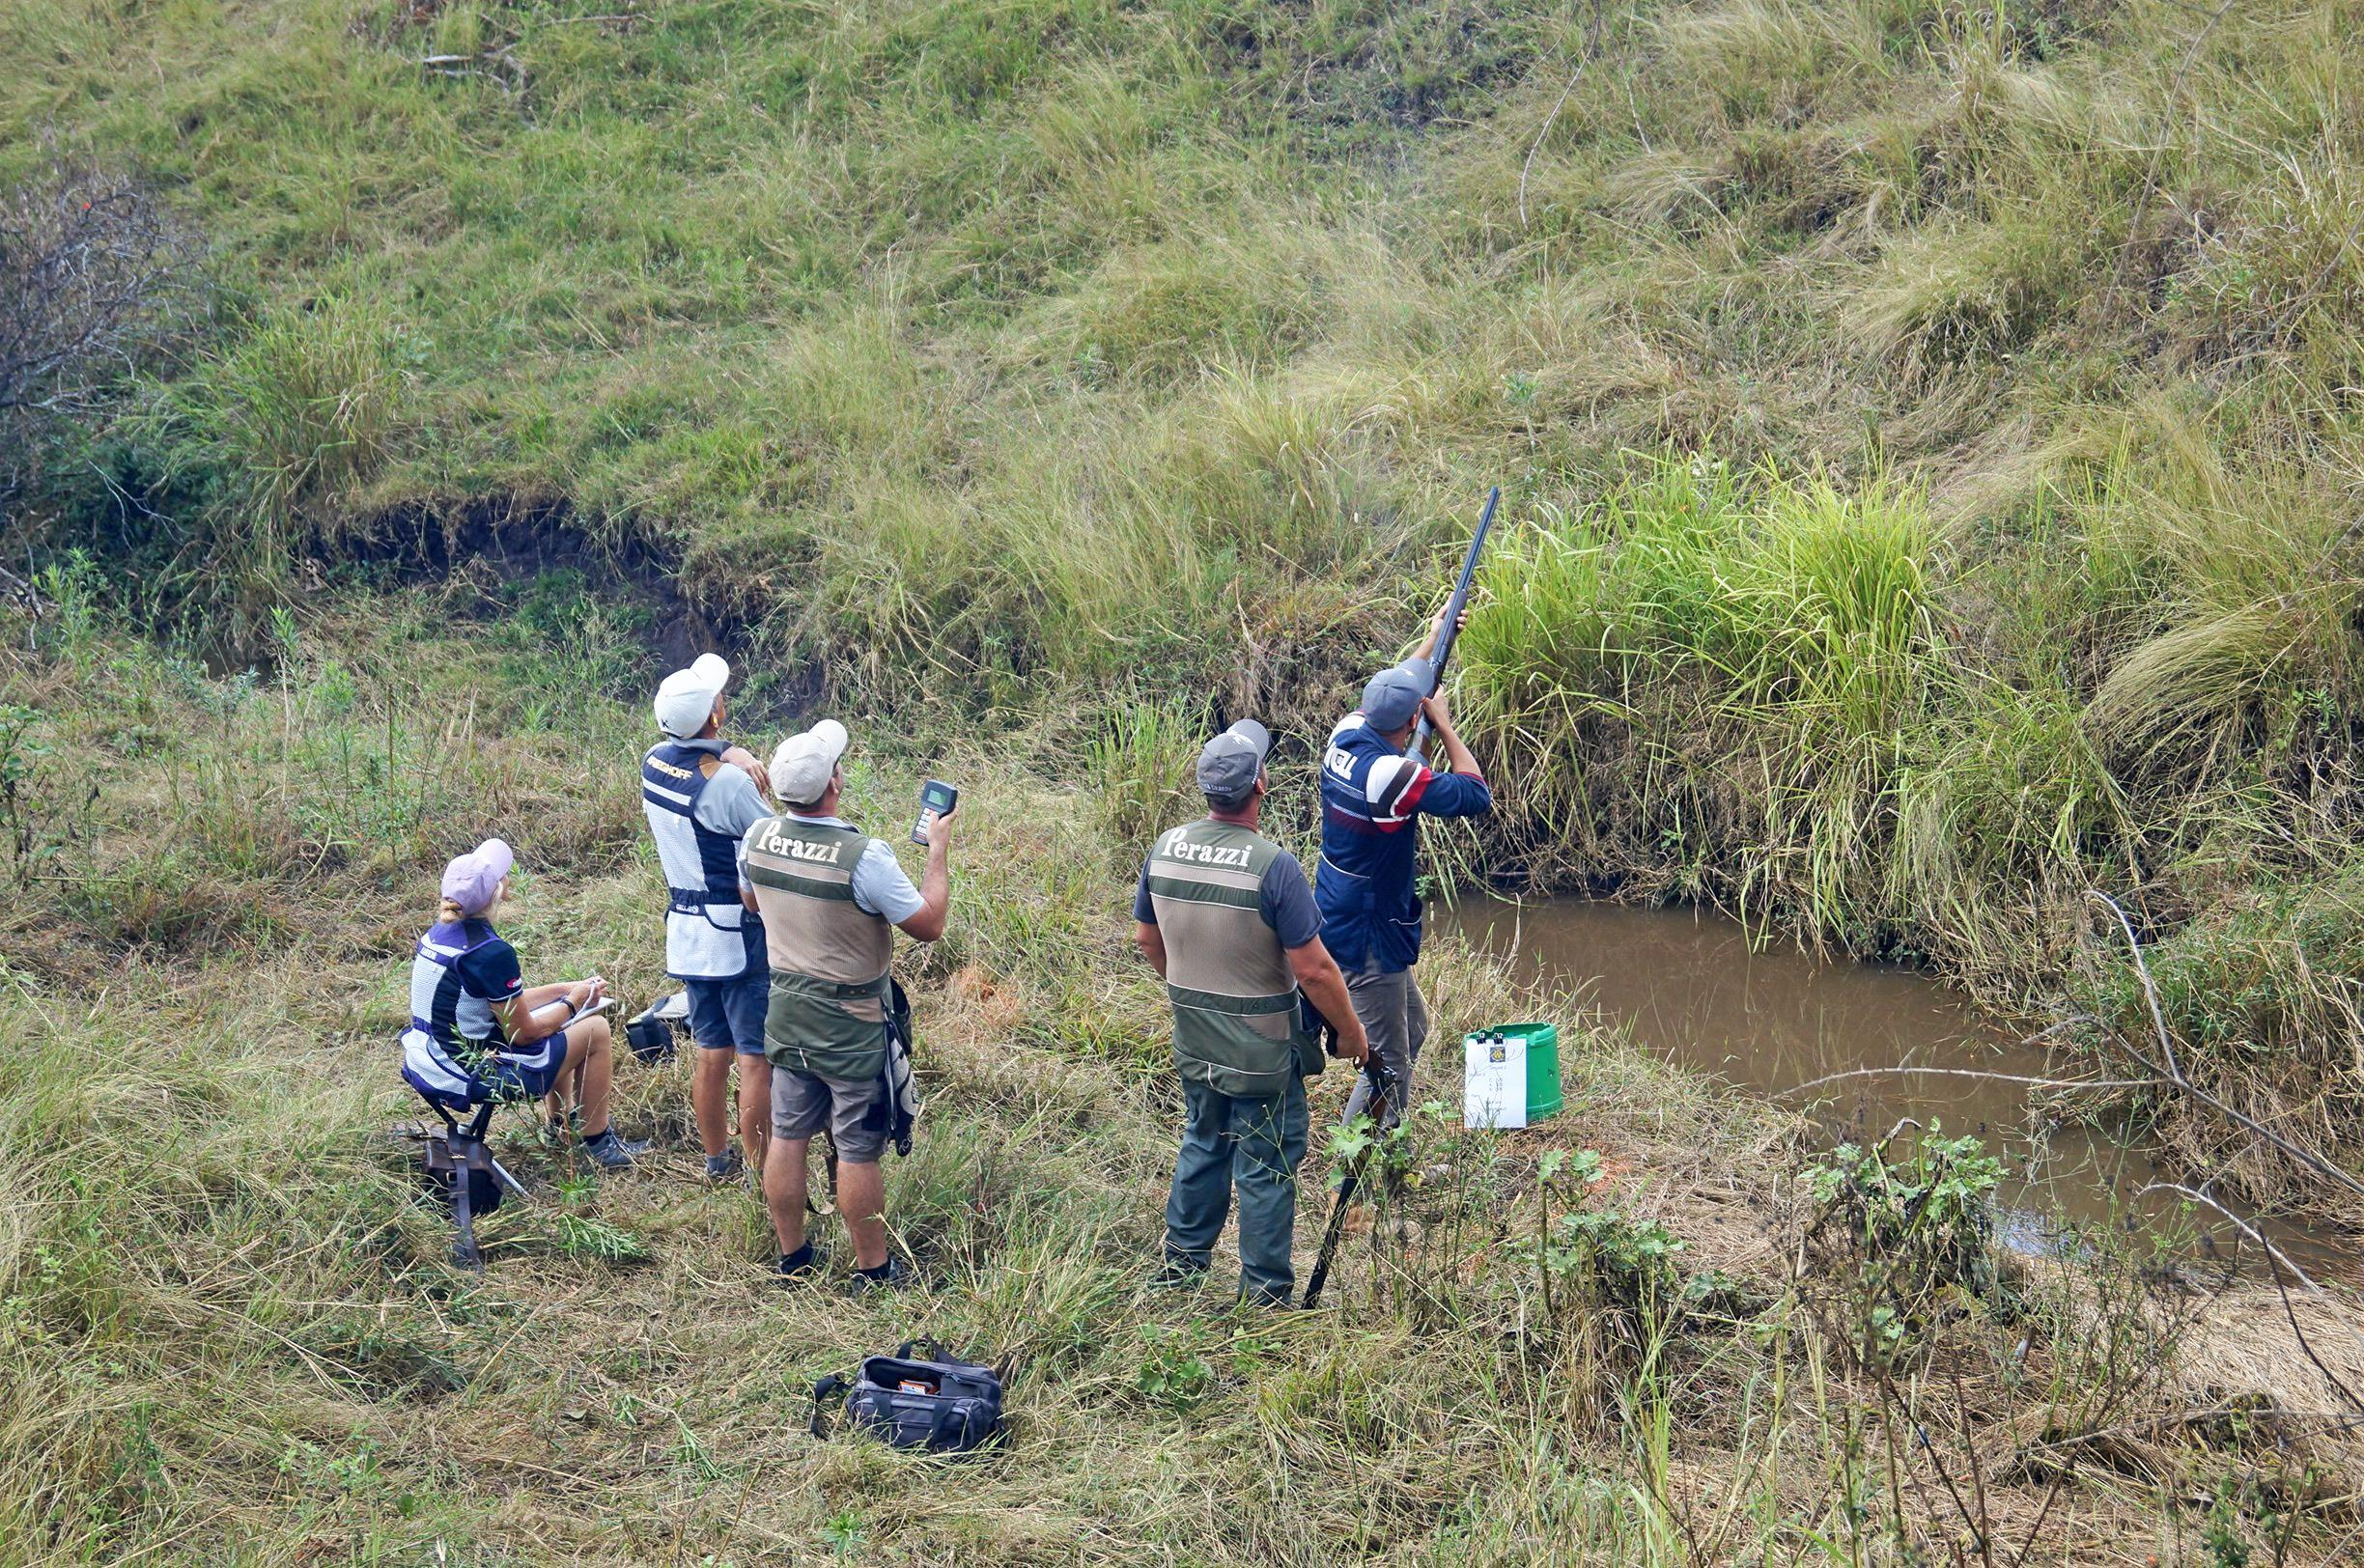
[1155,1256,1211,1290]
[776,1242,823,1282]
[849,1257,907,1295]
[580,1128,648,1168]
[543,1107,583,1146]
[705,1148,745,1182]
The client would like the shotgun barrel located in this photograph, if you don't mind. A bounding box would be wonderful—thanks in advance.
[1406,486,1501,769]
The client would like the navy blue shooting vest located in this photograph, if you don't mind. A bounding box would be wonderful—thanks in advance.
[640,740,763,980]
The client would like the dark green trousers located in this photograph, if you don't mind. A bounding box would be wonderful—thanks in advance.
[1164,1076,1308,1304]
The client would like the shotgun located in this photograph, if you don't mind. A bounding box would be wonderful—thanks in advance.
[1405,486,1501,770]
[1301,1052,1395,1310]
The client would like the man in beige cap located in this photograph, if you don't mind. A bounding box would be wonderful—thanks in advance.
[739,719,955,1290]
[642,653,775,1182]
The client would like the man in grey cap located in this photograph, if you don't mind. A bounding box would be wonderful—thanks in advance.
[641,653,775,1182]
[741,719,955,1291]
[1134,719,1370,1305]
[1313,606,1494,1131]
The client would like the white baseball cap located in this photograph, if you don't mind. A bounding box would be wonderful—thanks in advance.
[771,720,850,807]
[653,653,731,738]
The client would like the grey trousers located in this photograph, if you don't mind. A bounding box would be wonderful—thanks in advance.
[1165,1076,1309,1304]
[1338,961,1429,1130]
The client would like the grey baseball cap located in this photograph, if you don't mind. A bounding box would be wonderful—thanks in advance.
[1196,719,1273,800]
[1361,658,1435,731]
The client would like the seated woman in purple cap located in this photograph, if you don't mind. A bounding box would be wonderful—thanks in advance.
[398,838,647,1168]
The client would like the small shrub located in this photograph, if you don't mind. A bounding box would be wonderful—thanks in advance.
[0,158,198,503]
[1540,1206,1687,1314]
[1802,1125,2003,1363]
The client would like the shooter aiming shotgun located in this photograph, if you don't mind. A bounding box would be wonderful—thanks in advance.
[1313,487,1503,1141]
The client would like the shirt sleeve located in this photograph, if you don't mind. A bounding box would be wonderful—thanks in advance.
[697,766,768,838]
[1133,858,1158,923]
[853,838,926,925]
[1262,851,1324,950]
[1416,769,1494,820]
[738,823,760,896]
[461,938,525,1001]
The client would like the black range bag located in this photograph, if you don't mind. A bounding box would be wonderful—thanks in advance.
[811,1338,1003,1454]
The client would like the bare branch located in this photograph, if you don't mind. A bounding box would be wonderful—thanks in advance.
[0,154,200,501]
[1778,1067,2169,1099]
[2139,1181,2364,1414]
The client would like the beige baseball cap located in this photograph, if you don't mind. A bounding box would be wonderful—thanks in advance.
[771,720,850,807]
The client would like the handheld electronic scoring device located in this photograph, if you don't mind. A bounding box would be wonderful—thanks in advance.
[911,779,958,845]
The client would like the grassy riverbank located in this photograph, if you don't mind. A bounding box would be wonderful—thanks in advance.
[5,596,2357,1566]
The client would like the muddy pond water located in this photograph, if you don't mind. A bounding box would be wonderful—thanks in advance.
[1445,897,2349,1281]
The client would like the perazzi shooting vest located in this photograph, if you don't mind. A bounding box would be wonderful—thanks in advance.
[1144,820,1317,1099]
[741,815,894,1080]
[640,741,762,980]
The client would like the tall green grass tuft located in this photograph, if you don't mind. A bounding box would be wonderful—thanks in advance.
[118,296,410,649]
[1084,699,1206,861]
[1457,459,1957,946]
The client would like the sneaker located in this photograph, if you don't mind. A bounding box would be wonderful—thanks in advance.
[705,1148,745,1182]
[776,1242,823,1281]
[580,1128,648,1168]
[543,1107,583,1146]
[849,1257,907,1295]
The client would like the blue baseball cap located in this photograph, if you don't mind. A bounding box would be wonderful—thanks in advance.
[1361,658,1434,731]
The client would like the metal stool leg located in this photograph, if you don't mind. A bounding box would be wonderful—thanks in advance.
[449,1142,482,1269]
[410,1087,533,1271]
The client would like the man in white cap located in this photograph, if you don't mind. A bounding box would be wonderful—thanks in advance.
[644,653,776,1182]
[1134,719,1369,1304]
[739,719,955,1290]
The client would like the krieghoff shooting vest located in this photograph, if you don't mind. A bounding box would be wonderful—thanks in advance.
[1144,820,1316,1099]
[741,815,894,1080]
[641,741,762,980]
[398,918,560,1106]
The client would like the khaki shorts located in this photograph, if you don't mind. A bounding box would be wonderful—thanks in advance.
[771,1066,889,1163]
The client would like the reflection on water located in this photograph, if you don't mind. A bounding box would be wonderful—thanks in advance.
[1445,896,2345,1279]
